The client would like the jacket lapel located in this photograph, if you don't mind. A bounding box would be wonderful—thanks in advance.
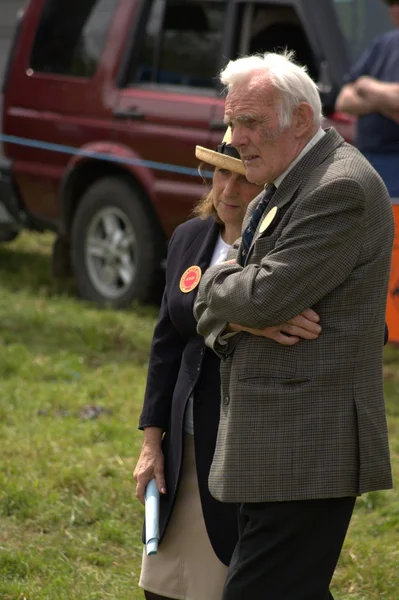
[178,218,220,272]
[179,218,220,316]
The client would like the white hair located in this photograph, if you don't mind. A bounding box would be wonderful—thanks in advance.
[220,51,323,129]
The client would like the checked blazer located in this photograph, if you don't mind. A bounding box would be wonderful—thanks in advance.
[194,128,394,504]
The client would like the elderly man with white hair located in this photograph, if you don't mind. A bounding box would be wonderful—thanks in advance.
[194,52,394,600]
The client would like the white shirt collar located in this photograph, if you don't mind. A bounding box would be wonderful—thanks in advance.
[272,128,326,189]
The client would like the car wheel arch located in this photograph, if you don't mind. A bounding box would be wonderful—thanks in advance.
[60,154,159,238]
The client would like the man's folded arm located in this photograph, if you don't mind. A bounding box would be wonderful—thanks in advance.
[194,281,242,358]
[197,178,366,330]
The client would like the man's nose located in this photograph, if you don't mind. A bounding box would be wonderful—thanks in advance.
[231,126,245,149]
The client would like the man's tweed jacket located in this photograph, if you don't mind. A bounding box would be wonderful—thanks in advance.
[194,128,394,503]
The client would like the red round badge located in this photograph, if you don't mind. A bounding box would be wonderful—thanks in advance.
[179,266,202,293]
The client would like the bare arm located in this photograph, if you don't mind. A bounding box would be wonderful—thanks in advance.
[335,82,377,116]
[356,77,399,112]
[354,77,399,122]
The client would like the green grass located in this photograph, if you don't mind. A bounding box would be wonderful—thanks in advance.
[0,231,398,600]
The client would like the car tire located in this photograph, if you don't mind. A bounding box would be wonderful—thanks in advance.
[71,177,163,308]
[0,229,19,243]
[51,235,73,278]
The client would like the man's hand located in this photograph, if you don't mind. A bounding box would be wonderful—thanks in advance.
[133,427,166,505]
[228,308,321,346]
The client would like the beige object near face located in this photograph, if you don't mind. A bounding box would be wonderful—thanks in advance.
[195,128,246,175]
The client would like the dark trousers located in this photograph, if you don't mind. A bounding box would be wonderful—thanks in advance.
[223,496,356,600]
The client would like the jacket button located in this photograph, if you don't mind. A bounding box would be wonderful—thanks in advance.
[223,395,230,406]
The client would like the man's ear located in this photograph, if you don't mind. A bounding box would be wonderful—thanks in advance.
[293,102,314,137]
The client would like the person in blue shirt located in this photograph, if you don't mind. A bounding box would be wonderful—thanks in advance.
[335,0,399,197]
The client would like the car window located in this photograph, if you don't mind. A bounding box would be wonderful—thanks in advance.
[130,0,226,90]
[234,3,319,82]
[30,0,119,78]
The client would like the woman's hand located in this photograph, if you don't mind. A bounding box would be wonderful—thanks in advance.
[229,308,321,346]
[133,427,166,505]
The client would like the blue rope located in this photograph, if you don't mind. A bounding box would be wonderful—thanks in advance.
[0,133,214,178]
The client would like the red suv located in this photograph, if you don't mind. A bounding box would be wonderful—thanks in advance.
[0,0,392,307]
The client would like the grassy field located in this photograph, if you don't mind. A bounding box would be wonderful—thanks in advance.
[0,231,398,600]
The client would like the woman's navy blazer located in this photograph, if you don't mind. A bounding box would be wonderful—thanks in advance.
[139,216,238,566]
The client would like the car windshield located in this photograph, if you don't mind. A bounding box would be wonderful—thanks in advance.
[333,0,393,61]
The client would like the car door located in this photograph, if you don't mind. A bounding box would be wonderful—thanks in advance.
[3,0,121,224]
[113,0,232,237]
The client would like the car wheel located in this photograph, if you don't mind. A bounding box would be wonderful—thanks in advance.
[0,229,19,243]
[71,177,163,308]
[51,235,73,278]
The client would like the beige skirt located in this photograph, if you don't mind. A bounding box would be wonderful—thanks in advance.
[139,434,228,600]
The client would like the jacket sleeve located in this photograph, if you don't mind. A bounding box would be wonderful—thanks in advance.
[196,177,365,330]
[194,294,242,359]
[138,237,186,430]
[193,236,242,358]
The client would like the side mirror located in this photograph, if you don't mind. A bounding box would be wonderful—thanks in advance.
[317,60,337,115]
[317,60,332,94]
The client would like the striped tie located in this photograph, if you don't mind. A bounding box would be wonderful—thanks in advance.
[239,184,276,266]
